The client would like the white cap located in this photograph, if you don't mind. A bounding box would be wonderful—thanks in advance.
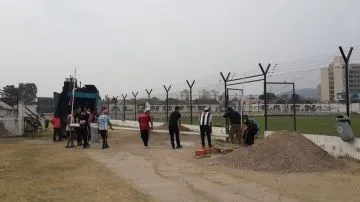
[145,102,151,112]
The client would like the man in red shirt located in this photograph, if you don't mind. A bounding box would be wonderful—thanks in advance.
[51,115,61,142]
[138,109,153,148]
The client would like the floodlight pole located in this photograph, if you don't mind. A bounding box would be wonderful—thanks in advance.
[186,80,195,125]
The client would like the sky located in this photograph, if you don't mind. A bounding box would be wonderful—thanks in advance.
[1,0,360,98]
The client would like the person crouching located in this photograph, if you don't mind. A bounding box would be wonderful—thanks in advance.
[243,119,257,147]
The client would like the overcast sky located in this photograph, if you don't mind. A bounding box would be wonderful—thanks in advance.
[1,0,360,98]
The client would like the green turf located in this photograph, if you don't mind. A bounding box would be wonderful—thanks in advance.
[180,115,360,137]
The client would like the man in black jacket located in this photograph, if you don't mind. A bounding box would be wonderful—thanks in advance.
[168,106,182,149]
[223,107,242,145]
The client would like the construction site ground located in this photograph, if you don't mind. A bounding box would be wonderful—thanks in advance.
[1,129,360,202]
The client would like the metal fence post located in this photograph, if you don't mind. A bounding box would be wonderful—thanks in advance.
[186,80,195,125]
[163,85,171,123]
[145,89,152,103]
[220,72,231,134]
[132,92,138,121]
[339,46,353,117]
[121,94,127,121]
[292,82,297,131]
[259,63,271,131]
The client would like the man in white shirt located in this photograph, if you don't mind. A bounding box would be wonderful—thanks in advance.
[97,110,113,149]
[199,107,213,148]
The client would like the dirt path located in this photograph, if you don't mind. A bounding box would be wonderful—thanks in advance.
[87,131,300,202]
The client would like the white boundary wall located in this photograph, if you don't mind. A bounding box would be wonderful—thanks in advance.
[110,120,227,137]
[264,131,360,160]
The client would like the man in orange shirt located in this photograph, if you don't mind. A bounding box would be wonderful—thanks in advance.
[51,115,61,142]
[138,109,153,148]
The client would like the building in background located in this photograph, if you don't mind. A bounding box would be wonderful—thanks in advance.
[180,89,190,101]
[37,97,54,114]
[210,90,219,101]
[199,89,211,99]
[320,56,360,102]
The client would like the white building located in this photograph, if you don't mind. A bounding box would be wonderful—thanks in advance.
[180,89,190,101]
[320,56,360,102]
[199,89,211,99]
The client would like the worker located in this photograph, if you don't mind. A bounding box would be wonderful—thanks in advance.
[85,106,92,142]
[77,106,90,149]
[138,108,153,148]
[65,113,76,148]
[168,106,183,149]
[243,119,257,146]
[51,115,61,142]
[97,110,113,149]
[223,107,242,145]
[243,114,260,138]
[74,107,83,146]
[199,107,213,148]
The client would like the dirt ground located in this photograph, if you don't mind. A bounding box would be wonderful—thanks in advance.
[0,137,154,202]
[1,129,360,202]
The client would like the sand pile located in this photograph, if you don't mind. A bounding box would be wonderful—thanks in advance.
[154,124,193,132]
[216,132,347,173]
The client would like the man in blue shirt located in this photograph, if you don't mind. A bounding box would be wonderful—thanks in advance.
[97,110,113,149]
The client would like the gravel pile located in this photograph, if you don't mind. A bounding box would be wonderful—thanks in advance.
[216,132,347,173]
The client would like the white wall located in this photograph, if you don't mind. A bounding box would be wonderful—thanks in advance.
[110,120,228,137]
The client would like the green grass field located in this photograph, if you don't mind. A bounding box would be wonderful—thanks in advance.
[181,115,360,137]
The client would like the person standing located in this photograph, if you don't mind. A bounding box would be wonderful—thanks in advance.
[97,110,113,149]
[199,107,213,148]
[74,107,83,146]
[138,109,153,148]
[78,107,90,149]
[168,106,182,149]
[85,107,92,142]
[51,115,61,142]
[223,107,242,145]
[65,113,76,148]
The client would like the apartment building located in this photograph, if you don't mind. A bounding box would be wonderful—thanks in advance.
[320,56,360,102]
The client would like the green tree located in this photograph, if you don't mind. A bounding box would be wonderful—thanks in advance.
[258,93,277,100]
[18,83,37,104]
[0,83,37,105]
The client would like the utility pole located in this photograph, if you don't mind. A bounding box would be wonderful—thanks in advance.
[186,80,195,125]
